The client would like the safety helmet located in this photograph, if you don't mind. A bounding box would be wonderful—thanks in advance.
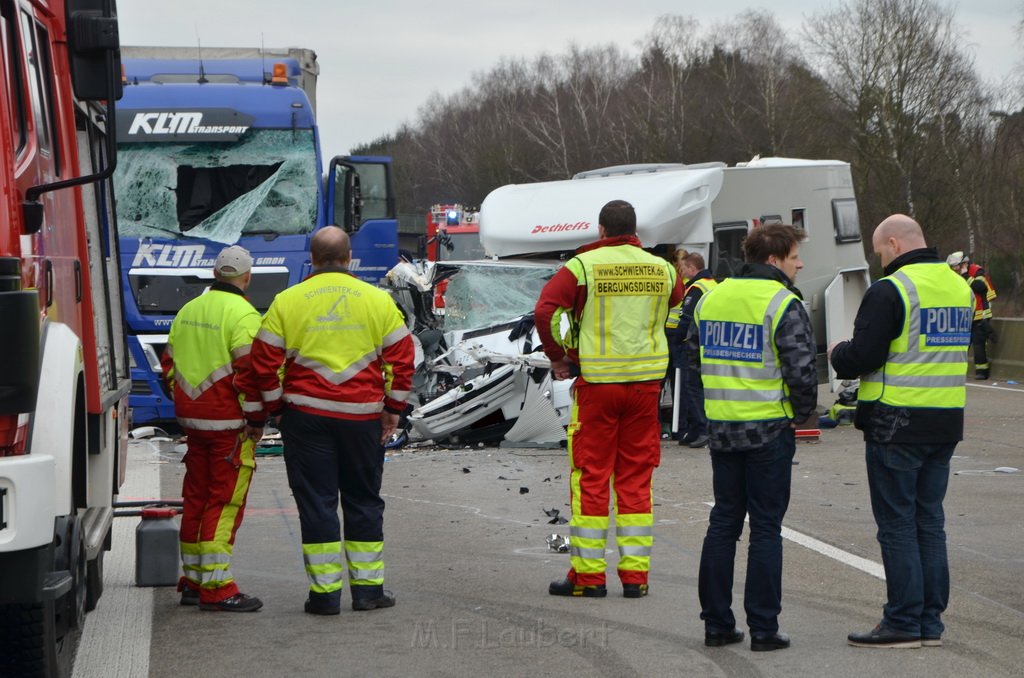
[946,251,968,267]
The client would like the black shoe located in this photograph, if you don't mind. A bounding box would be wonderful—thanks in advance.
[198,593,263,612]
[622,583,648,598]
[678,431,696,445]
[751,631,790,652]
[705,628,744,647]
[304,598,341,615]
[687,433,710,448]
[352,590,396,611]
[975,370,989,380]
[180,589,199,606]
[847,623,921,648]
[922,636,942,647]
[548,578,607,598]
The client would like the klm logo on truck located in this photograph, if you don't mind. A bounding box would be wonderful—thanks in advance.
[131,244,287,268]
[132,244,213,268]
[128,112,249,136]
[117,108,256,143]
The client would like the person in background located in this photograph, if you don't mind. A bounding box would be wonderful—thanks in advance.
[665,248,690,440]
[672,252,717,448]
[249,226,415,615]
[161,245,265,612]
[945,251,997,379]
[535,200,684,599]
[831,215,972,649]
[692,224,816,652]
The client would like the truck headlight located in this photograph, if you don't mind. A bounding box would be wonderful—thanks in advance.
[141,343,162,373]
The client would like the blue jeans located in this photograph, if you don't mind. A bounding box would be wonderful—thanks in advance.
[698,429,795,634]
[866,441,955,637]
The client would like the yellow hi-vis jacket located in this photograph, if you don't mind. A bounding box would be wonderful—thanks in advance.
[162,284,263,430]
[250,270,415,419]
[860,263,973,409]
[695,278,797,422]
[565,244,677,383]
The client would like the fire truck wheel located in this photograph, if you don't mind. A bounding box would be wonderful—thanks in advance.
[53,516,86,632]
[0,601,78,678]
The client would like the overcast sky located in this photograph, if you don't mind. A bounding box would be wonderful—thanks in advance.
[118,0,1021,157]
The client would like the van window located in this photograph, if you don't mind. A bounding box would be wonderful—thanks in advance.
[791,208,805,230]
[712,222,748,280]
[832,199,861,243]
[1,0,26,152]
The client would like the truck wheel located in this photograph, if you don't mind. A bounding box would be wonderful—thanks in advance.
[53,516,86,632]
[0,601,77,678]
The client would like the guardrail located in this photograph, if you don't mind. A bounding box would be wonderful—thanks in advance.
[989,318,1024,380]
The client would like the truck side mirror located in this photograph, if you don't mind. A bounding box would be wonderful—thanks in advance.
[65,0,123,101]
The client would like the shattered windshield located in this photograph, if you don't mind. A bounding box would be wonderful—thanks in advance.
[115,129,318,244]
[442,262,560,331]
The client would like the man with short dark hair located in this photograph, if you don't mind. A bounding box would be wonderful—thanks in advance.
[535,199,684,599]
[667,252,717,447]
[692,224,817,651]
[250,226,415,615]
[831,215,973,648]
[162,245,265,612]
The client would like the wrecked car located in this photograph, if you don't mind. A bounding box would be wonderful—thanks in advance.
[384,259,572,448]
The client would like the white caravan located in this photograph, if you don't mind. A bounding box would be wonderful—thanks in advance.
[481,157,871,384]
[389,157,869,447]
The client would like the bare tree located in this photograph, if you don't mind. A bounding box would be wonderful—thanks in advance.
[803,0,982,234]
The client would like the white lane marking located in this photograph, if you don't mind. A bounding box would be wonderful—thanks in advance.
[781,526,885,580]
[703,502,885,580]
[967,383,1024,393]
[74,443,157,677]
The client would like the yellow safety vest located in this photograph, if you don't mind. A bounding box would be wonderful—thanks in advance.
[860,263,973,408]
[567,245,676,383]
[690,277,719,297]
[695,278,798,422]
[167,288,262,426]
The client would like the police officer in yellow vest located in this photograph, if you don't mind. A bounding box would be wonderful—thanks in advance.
[535,200,684,599]
[161,245,266,612]
[830,215,973,648]
[691,224,817,651]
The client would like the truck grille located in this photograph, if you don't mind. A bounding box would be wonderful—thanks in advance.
[129,270,290,314]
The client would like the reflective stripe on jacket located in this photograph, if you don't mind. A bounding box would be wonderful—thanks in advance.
[860,262,973,408]
[162,286,263,429]
[566,245,676,383]
[250,270,415,419]
[695,278,797,422]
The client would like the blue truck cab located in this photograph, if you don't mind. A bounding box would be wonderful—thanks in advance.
[116,52,397,423]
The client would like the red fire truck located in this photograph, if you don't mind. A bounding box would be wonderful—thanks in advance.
[0,1,127,675]
[426,203,485,261]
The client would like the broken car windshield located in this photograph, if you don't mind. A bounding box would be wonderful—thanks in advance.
[441,263,559,331]
[115,129,318,244]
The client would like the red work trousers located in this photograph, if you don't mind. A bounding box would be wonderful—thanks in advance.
[566,380,661,586]
[178,428,255,603]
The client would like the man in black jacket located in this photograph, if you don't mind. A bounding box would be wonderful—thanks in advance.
[829,214,973,649]
[691,225,817,652]
[667,252,717,447]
